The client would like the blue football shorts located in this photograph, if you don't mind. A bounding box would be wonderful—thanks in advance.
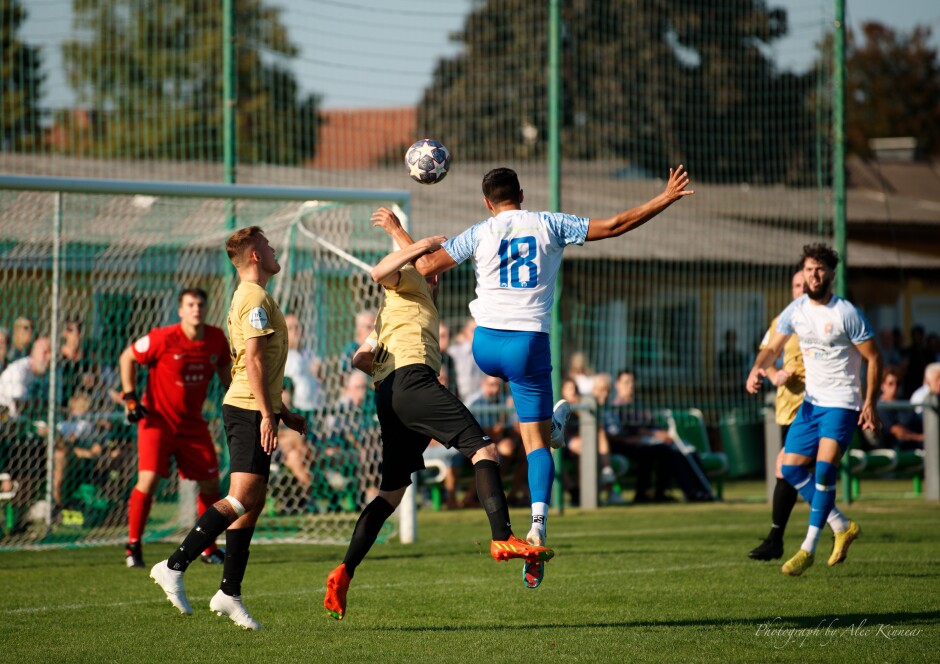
[784,401,859,457]
[471,326,552,423]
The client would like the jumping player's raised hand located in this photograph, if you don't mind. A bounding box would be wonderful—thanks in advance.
[665,164,694,202]
[371,207,403,235]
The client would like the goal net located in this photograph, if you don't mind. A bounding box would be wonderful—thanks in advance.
[0,177,408,549]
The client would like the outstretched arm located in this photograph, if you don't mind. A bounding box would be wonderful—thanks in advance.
[415,247,458,278]
[371,205,458,278]
[586,165,694,241]
[371,235,447,288]
[371,207,416,249]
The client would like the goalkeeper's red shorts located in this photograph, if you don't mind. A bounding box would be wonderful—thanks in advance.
[137,424,219,481]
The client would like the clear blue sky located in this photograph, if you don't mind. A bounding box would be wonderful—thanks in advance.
[23,0,940,110]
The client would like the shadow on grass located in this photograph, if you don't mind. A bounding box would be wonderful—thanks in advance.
[362,610,938,632]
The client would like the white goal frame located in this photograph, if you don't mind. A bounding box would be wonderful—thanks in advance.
[0,174,420,547]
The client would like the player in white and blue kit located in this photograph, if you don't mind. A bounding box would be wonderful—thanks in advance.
[747,243,882,576]
[417,165,694,587]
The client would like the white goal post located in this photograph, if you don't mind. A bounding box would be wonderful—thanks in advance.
[0,174,419,549]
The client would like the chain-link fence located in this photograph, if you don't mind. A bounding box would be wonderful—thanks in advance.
[0,179,407,547]
[1,2,874,542]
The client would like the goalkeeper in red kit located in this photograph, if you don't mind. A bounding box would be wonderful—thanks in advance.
[119,288,232,569]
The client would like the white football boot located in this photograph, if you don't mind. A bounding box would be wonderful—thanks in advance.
[210,590,262,631]
[150,560,192,615]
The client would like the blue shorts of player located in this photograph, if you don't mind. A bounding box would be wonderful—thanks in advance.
[784,401,858,457]
[472,326,552,423]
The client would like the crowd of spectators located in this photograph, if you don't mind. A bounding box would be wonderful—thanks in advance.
[0,309,392,531]
[429,319,940,509]
[0,316,133,532]
[2,310,938,530]
[862,324,940,453]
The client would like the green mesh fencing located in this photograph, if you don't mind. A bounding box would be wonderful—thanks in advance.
[0,182,405,547]
[3,1,840,532]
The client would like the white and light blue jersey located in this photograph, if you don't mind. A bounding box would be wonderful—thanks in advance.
[442,210,589,332]
[776,294,874,410]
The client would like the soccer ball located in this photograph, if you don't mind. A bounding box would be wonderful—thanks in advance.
[405,139,451,184]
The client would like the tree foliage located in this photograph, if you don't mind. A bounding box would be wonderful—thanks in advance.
[1,0,44,149]
[62,0,320,163]
[419,1,820,185]
[845,22,940,157]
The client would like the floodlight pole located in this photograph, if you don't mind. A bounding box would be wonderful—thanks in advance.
[833,0,847,294]
[223,0,237,231]
[547,0,567,514]
[833,0,851,504]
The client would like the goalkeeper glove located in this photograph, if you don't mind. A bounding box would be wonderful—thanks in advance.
[121,391,148,424]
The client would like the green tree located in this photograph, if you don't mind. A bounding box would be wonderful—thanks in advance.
[845,22,940,157]
[419,1,819,185]
[1,0,44,149]
[62,0,321,163]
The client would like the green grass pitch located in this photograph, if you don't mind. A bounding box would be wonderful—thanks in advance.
[2,482,938,663]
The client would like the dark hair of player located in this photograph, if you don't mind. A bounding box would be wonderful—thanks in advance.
[178,287,208,305]
[482,168,522,206]
[225,226,265,264]
[800,243,839,271]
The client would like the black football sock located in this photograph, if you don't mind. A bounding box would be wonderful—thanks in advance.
[342,496,395,578]
[770,477,799,541]
[220,527,254,597]
[474,459,513,541]
[167,506,233,572]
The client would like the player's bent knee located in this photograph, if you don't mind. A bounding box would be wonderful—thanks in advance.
[224,495,247,517]
[781,463,810,489]
[377,487,407,508]
[471,443,500,465]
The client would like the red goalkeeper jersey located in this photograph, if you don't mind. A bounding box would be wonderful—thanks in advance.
[132,323,230,434]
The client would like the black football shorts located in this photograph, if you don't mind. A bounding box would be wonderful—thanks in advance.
[376,363,489,491]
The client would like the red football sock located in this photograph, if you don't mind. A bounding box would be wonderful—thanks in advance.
[127,488,153,544]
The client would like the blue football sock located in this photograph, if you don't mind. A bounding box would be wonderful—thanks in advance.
[810,460,838,529]
[527,447,555,508]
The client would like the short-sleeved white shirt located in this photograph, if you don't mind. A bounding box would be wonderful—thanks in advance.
[442,210,589,333]
[0,357,35,418]
[776,294,874,410]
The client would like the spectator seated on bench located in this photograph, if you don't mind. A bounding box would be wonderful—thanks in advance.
[659,408,726,501]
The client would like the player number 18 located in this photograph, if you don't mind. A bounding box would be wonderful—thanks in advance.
[498,236,539,289]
